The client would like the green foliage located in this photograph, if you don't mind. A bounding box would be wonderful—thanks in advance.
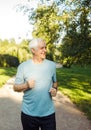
[18,3,61,61]
[60,0,91,66]
[32,4,61,43]
[0,39,32,66]
[31,4,61,60]
[57,65,91,120]
[0,67,17,87]
[62,57,73,68]
[0,54,19,67]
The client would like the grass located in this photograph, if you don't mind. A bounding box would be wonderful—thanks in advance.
[57,65,91,120]
[0,67,17,87]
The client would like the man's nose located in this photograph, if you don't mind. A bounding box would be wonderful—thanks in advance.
[44,47,47,52]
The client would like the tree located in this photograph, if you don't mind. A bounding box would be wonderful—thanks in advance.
[17,1,62,61]
[0,38,32,66]
[61,0,91,66]
[32,4,62,60]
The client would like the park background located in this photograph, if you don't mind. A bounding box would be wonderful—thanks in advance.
[0,0,91,121]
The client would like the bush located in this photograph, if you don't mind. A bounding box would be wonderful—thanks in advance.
[0,54,19,67]
[62,57,73,68]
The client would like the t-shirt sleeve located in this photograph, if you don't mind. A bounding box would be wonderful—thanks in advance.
[52,63,57,83]
[15,64,24,84]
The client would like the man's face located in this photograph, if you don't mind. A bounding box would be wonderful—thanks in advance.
[32,41,47,60]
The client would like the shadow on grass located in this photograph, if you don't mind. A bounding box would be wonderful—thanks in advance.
[57,67,91,120]
[0,67,17,77]
[0,67,17,87]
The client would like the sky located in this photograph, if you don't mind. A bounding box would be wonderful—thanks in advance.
[0,0,38,42]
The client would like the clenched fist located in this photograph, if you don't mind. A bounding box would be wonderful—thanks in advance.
[27,79,35,89]
[49,87,57,97]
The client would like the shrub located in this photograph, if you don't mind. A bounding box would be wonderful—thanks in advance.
[0,54,19,67]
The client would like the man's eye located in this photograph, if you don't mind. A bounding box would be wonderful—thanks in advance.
[40,47,46,49]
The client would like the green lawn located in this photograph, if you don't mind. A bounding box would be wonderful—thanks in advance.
[0,67,17,87]
[57,65,91,120]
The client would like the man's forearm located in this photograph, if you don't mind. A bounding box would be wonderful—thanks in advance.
[13,82,29,92]
[13,79,35,92]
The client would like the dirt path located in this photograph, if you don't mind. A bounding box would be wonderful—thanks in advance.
[0,77,91,130]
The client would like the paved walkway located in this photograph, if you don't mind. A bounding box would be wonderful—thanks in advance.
[0,77,91,130]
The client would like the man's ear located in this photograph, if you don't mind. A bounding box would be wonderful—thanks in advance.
[31,48,35,54]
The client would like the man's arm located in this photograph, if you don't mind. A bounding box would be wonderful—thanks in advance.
[13,83,29,92]
[13,79,35,92]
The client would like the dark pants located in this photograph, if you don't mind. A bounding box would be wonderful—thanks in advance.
[21,112,56,130]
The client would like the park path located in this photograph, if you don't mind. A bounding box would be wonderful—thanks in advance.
[0,76,91,130]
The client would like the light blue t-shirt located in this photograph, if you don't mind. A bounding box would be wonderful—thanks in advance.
[15,59,57,117]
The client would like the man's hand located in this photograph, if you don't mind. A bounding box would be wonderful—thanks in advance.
[27,79,35,89]
[49,87,57,97]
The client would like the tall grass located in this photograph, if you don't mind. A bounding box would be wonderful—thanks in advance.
[57,65,91,120]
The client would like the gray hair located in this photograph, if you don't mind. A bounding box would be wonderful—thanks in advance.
[29,38,44,50]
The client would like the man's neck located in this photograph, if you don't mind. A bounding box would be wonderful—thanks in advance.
[32,57,44,64]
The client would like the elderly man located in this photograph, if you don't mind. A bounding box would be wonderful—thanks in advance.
[13,38,58,130]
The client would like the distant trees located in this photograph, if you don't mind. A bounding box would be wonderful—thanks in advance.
[0,39,32,67]
[61,0,91,67]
